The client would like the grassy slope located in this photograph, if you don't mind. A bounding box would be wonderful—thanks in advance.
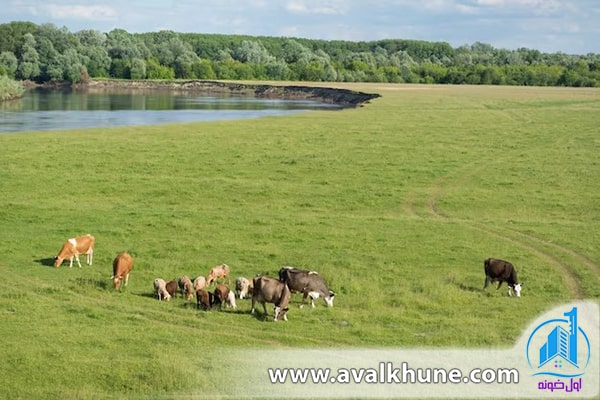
[0,83,598,398]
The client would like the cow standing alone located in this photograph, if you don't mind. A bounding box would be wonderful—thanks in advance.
[483,258,522,297]
[54,234,95,268]
[111,252,133,291]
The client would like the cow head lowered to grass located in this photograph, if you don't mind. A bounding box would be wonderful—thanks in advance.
[278,266,335,307]
[483,258,522,297]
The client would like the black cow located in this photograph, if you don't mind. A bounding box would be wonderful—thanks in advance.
[483,258,522,297]
[278,266,335,308]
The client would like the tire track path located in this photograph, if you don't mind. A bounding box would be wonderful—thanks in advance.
[406,160,594,299]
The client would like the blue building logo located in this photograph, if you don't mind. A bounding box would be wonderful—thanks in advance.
[526,307,591,378]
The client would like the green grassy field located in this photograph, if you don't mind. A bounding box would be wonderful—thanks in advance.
[1,83,598,399]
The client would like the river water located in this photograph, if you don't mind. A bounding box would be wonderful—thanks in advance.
[0,88,340,133]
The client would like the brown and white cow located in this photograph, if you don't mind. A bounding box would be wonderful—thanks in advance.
[206,264,230,286]
[278,266,335,308]
[54,234,95,268]
[235,276,254,299]
[153,278,171,301]
[483,258,522,297]
[213,284,237,310]
[178,275,195,301]
[111,251,133,291]
[251,276,291,321]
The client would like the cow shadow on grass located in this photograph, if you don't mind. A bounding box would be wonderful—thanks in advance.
[449,279,482,294]
[139,292,158,300]
[73,277,110,291]
[35,258,56,268]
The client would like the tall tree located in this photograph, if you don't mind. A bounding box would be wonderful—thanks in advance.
[76,30,111,77]
[0,51,18,77]
[17,33,40,80]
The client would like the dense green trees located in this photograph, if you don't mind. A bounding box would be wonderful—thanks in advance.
[0,21,598,86]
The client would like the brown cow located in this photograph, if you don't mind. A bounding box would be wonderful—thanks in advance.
[251,276,291,321]
[196,288,213,310]
[178,275,195,301]
[54,234,95,268]
[165,280,178,298]
[213,284,237,310]
[206,263,230,286]
[111,252,133,291]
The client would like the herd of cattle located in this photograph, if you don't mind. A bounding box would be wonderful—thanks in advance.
[52,234,523,321]
[149,263,337,321]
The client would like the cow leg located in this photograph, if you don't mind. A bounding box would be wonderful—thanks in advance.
[496,281,503,290]
[483,276,490,289]
[87,250,93,266]
[300,293,308,309]
[74,255,82,268]
[68,256,75,268]
[124,273,130,287]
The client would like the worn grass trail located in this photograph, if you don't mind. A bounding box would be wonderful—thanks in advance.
[0,83,598,398]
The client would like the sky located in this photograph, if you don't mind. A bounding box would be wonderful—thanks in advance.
[2,0,599,54]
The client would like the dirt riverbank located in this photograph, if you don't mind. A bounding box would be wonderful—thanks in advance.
[83,79,380,108]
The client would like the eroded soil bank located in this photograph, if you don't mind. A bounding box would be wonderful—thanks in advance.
[84,79,380,108]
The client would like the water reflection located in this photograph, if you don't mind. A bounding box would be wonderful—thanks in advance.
[1,88,340,133]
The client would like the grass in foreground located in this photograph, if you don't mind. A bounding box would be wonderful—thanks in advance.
[0,83,598,398]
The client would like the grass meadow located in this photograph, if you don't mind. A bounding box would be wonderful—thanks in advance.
[0,83,599,398]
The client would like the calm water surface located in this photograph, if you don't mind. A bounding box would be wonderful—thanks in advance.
[0,88,340,133]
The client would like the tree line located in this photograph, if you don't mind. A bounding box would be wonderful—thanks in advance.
[1,21,599,87]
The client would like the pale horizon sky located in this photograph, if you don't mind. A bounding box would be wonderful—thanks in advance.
[2,0,599,55]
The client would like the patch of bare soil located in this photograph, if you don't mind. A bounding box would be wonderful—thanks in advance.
[82,79,380,108]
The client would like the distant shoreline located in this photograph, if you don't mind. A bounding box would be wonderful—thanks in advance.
[32,79,381,108]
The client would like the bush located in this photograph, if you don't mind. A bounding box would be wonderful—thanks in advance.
[0,75,24,101]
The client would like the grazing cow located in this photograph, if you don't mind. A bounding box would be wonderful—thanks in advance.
[213,284,237,310]
[196,289,213,310]
[111,252,133,291]
[178,276,195,301]
[153,278,171,301]
[483,258,522,297]
[206,264,230,286]
[53,234,95,268]
[165,280,178,298]
[251,276,291,321]
[278,266,335,308]
[193,276,207,292]
[235,277,254,299]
